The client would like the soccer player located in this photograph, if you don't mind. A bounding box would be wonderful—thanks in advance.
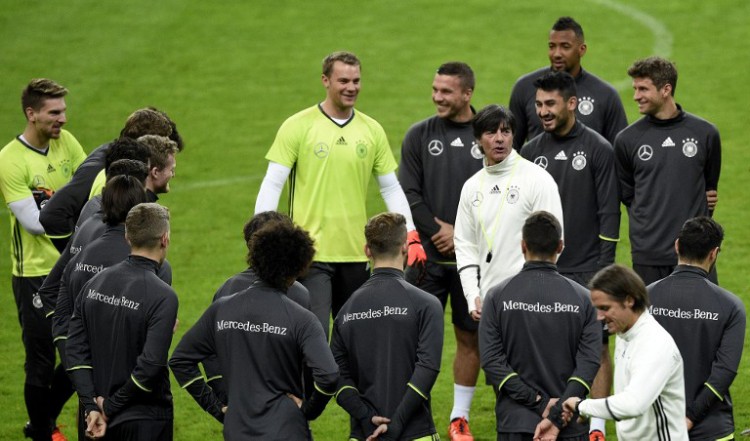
[398,61,484,440]
[615,56,721,285]
[169,220,338,440]
[0,78,87,441]
[255,51,425,336]
[509,16,627,151]
[551,265,688,441]
[331,212,443,440]
[480,211,601,441]
[454,104,563,322]
[649,217,745,439]
[520,70,619,440]
[204,211,311,401]
[39,107,178,240]
[66,203,178,440]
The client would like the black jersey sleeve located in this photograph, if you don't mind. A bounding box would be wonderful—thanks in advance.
[560,297,601,400]
[687,299,745,424]
[65,291,99,415]
[613,132,634,207]
[509,80,529,152]
[40,146,107,238]
[591,140,620,265]
[297,314,339,420]
[704,126,721,192]
[103,292,178,418]
[39,244,73,315]
[52,261,75,346]
[399,124,439,237]
[169,305,227,422]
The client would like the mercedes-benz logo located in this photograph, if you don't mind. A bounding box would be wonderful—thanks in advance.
[428,140,444,156]
[471,191,483,207]
[314,142,330,158]
[637,144,653,161]
[533,156,549,169]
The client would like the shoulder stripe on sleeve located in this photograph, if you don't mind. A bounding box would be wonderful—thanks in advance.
[314,382,336,396]
[131,374,153,392]
[498,372,518,391]
[335,385,358,399]
[67,365,93,371]
[604,398,620,422]
[407,382,428,400]
[568,376,591,393]
[705,382,723,401]
[181,375,205,389]
[652,397,670,441]
[598,234,620,242]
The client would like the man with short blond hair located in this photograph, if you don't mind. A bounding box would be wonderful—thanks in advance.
[0,78,86,441]
[255,51,426,337]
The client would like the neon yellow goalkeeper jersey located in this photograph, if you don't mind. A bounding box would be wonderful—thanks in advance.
[265,104,397,262]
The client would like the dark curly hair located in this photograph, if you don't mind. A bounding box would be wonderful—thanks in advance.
[243,212,293,265]
[250,222,315,291]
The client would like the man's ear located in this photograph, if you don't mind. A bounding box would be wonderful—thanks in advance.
[364,244,373,259]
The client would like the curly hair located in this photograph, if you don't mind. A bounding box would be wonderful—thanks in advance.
[243,212,293,265]
[250,222,315,291]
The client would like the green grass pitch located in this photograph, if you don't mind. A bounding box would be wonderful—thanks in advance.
[1,0,748,439]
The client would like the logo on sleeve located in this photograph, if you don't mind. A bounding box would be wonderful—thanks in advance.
[533,156,549,169]
[571,151,587,171]
[428,140,444,156]
[682,138,698,158]
[577,97,594,116]
[470,142,483,159]
[637,145,653,161]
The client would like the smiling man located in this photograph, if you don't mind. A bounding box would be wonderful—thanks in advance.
[0,78,87,441]
[548,264,689,441]
[398,62,484,441]
[255,51,425,337]
[509,16,627,151]
[614,56,721,286]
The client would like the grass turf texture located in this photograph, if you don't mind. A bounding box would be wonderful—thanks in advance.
[1,0,748,439]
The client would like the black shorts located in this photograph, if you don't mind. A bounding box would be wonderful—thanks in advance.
[12,275,56,387]
[405,261,477,332]
[632,264,675,286]
[300,262,370,338]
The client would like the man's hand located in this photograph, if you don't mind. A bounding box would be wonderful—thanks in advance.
[431,217,455,256]
[542,398,559,418]
[366,416,391,441]
[406,230,427,267]
[95,396,108,422]
[706,190,718,211]
[533,418,560,441]
[286,393,302,408]
[686,417,694,431]
[470,297,482,321]
[85,411,107,439]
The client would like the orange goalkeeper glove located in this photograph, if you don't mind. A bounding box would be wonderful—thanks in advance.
[406,230,427,267]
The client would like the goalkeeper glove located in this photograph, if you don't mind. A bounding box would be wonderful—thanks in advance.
[406,230,427,267]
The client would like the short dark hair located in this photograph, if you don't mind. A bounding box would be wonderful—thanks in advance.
[677,216,724,262]
[437,62,475,91]
[522,211,562,257]
[102,175,149,226]
[627,56,678,96]
[589,264,649,313]
[120,108,173,140]
[533,71,577,101]
[365,212,407,259]
[21,79,68,115]
[322,51,360,77]
[137,135,178,170]
[243,211,293,265]
[551,16,584,41]
[105,138,151,171]
[125,203,170,249]
[250,222,316,291]
[472,104,516,139]
[106,159,149,183]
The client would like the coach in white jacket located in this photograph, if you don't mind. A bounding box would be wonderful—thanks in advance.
[455,104,563,320]
[547,264,688,441]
